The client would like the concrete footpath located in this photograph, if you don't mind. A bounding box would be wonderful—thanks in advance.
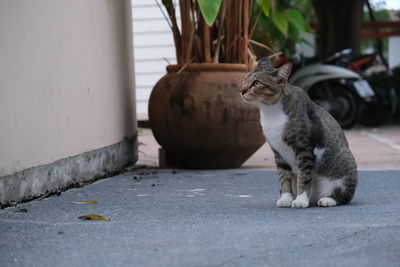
[1,169,400,267]
[137,126,400,169]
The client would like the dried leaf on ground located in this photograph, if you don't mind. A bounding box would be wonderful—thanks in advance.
[71,201,98,204]
[78,214,110,221]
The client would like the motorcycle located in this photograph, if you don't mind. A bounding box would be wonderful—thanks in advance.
[287,50,375,129]
[322,48,385,75]
[320,49,397,127]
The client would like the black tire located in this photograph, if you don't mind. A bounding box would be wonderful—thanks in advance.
[308,83,362,129]
[333,86,363,129]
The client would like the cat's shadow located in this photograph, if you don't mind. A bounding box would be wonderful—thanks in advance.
[242,200,364,212]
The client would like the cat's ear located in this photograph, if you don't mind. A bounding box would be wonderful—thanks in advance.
[283,85,291,95]
[277,63,292,81]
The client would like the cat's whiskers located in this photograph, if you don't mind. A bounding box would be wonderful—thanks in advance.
[249,93,267,104]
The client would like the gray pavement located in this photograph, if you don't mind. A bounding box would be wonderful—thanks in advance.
[1,169,400,267]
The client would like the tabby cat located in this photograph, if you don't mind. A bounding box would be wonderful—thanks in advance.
[241,57,357,208]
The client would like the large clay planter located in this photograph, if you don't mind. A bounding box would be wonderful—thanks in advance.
[148,63,266,169]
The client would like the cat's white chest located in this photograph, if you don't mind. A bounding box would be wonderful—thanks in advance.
[259,102,299,174]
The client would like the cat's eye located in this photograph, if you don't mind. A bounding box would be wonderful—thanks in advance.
[252,80,262,87]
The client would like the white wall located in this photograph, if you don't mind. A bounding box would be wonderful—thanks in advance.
[388,37,400,69]
[132,0,179,119]
[0,0,136,177]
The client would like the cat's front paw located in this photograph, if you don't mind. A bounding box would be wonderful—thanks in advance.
[291,193,309,208]
[276,192,293,207]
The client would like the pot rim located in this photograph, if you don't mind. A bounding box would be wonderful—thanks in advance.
[166,63,250,73]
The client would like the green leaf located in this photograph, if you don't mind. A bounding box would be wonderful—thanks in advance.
[256,0,270,17]
[162,0,172,8]
[197,0,223,26]
[285,9,306,32]
[288,23,300,43]
[271,11,288,36]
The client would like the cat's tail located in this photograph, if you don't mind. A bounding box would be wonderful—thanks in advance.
[331,173,358,205]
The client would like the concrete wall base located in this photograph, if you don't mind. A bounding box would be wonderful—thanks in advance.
[0,136,137,206]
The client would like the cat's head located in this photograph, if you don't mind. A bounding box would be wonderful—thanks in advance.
[240,57,292,105]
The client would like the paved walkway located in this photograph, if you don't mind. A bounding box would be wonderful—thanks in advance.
[1,169,399,266]
[138,126,400,169]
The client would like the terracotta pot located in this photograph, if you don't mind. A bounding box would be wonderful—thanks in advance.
[148,63,266,169]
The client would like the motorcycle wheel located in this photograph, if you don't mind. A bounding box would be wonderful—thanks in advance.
[308,83,362,129]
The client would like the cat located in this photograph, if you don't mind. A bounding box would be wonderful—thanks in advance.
[240,57,357,208]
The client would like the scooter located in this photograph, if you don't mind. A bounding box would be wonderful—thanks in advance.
[323,48,386,75]
[317,49,397,127]
[287,51,376,129]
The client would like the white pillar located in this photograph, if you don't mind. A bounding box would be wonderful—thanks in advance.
[388,36,400,69]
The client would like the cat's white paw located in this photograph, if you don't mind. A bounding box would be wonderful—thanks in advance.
[276,193,293,207]
[291,192,309,208]
[318,197,337,207]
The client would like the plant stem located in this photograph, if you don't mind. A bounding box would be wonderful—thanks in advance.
[213,1,227,63]
[185,0,195,63]
[249,39,275,54]
[250,7,263,38]
[243,0,250,64]
[169,3,182,63]
[202,17,212,63]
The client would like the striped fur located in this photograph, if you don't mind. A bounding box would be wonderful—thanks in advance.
[241,58,358,208]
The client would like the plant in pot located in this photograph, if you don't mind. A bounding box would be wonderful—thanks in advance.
[149,0,274,168]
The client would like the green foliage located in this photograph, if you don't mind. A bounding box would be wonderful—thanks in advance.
[271,11,288,36]
[162,0,172,8]
[197,0,223,26]
[158,0,314,63]
[251,0,315,56]
[285,9,306,32]
[257,0,270,17]
[365,66,400,120]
